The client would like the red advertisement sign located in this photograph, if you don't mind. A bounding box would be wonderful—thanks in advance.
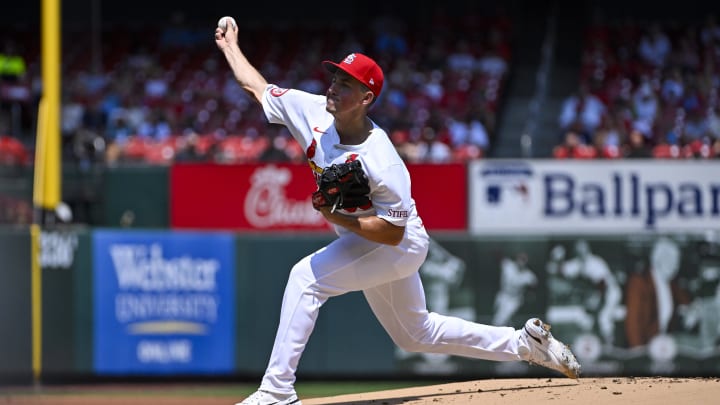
[409,164,467,231]
[170,163,466,231]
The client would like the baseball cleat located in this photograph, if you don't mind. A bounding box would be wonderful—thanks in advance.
[235,390,302,405]
[519,318,581,379]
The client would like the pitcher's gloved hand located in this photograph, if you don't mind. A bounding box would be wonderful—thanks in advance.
[312,160,371,212]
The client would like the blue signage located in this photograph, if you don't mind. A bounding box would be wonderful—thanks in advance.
[93,230,235,374]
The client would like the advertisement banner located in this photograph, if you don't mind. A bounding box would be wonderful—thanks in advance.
[171,163,327,231]
[170,163,466,231]
[93,230,235,374]
[469,160,720,235]
[409,164,467,230]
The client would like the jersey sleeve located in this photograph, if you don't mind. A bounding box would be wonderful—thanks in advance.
[371,163,413,227]
[260,84,326,152]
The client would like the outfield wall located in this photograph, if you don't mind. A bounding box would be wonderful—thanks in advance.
[1,229,719,382]
[0,228,32,381]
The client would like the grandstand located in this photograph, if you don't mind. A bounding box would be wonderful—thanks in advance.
[2,0,718,168]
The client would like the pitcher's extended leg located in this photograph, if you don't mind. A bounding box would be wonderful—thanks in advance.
[363,272,524,361]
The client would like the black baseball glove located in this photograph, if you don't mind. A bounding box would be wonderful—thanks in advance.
[312,160,371,212]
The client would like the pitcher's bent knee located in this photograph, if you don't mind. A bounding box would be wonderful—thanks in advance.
[288,258,314,287]
[387,316,436,353]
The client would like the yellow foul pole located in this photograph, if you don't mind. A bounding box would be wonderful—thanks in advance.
[34,0,61,211]
[32,0,61,382]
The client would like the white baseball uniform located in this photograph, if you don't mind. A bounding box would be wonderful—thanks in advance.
[257,84,526,395]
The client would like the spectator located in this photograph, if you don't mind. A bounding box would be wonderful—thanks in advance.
[389,128,419,162]
[107,113,134,143]
[73,98,110,166]
[118,92,149,133]
[416,126,453,163]
[660,67,685,106]
[638,23,671,68]
[591,127,621,159]
[624,128,653,158]
[174,132,209,163]
[61,90,86,156]
[558,82,607,140]
[82,98,108,133]
[447,110,489,154]
[144,66,170,104]
[77,66,108,98]
[421,70,445,103]
[683,108,709,142]
[259,135,293,163]
[100,82,125,124]
[597,109,627,148]
[476,45,508,79]
[707,105,720,139]
[681,82,706,117]
[632,81,659,132]
[553,130,597,159]
[447,40,476,73]
[137,109,172,141]
[105,115,135,165]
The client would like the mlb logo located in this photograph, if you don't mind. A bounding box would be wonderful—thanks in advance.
[487,185,501,203]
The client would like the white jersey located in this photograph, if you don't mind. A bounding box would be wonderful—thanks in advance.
[261,84,426,238]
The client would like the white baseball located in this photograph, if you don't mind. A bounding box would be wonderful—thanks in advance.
[217,16,237,32]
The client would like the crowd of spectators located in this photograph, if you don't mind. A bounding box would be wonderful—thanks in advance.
[553,13,720,159]
[0,38,31,166]
[0,6,512,168]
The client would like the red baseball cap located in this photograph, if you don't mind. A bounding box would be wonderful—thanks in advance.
[322,53,384,98]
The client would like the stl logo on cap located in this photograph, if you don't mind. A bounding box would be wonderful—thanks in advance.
[323,52,384,98]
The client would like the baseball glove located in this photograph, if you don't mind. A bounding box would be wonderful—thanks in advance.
[312,160,371,212]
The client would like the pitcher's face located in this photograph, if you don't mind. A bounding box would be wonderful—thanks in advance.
[325,71,373,116]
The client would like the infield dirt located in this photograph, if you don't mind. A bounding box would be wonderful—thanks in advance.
[304,377,719,404]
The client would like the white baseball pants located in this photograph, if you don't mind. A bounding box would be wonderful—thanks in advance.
[259,231,525,395]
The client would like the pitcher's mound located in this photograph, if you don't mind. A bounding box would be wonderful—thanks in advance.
[303,377,720,405]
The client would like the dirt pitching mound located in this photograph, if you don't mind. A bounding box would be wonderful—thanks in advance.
[303,377,719,405]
